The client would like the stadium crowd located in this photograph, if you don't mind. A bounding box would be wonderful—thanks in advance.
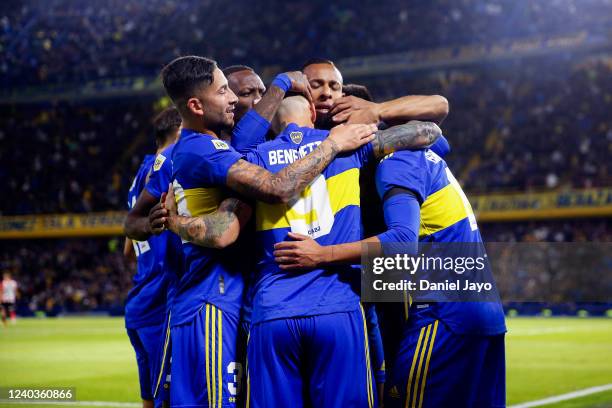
[1,238,132,315]
[0,99,155,214]
[1,0,610,87]
[367,57,612,192]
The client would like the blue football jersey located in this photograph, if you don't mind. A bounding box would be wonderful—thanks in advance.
[170,128,245,326]
[376,149,507,335]
[125,154,171,329]
[245,123,373,324]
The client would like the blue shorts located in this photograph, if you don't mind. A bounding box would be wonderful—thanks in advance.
[127,322,166,401]
[385,320,505,408]
[170,303,244,408]
[153,315,172,408]
[246,306,375,408]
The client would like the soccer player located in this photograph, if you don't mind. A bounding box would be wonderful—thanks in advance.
[274,148,507,408]
[124,107,181,408]
[157,55,375,408]
[1,272,18,326]
[223,65,267,125]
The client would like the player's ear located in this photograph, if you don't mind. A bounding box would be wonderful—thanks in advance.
[186,97,205,117]
[309,101,316,124]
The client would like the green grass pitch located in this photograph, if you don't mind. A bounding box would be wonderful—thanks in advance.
[0,317,611,407]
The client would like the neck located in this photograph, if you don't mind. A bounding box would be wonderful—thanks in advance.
[182,118,219,138]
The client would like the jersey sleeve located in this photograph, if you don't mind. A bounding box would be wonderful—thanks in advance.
[231,110,271,154]
[429,134,451,158]
[375,152,428,203]
[243,148,265,167]
[182,137,243,186]
[145,153,172,199]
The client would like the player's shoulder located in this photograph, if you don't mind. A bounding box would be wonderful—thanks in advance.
[175,130,235,161]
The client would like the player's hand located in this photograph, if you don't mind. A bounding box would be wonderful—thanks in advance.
[283,71,313,103]
[331,96,381,125]
[164,184,178,217]
[274,232,329,270]
[148,201,167,235]
[327,123,377,152]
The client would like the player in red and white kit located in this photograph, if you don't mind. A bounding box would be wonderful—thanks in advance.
[1,273,18,326]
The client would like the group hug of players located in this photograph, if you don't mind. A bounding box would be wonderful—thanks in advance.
[123,56,507,408]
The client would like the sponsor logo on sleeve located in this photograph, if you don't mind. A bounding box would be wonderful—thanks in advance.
[212,139,230,150]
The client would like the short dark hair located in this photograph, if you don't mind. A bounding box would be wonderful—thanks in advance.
[301,58,336,71]
[342,83,373,102]
[161,56,217,103]
[222,65,254,77]
[153,107,181,147]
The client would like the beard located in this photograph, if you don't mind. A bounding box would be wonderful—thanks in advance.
[315,111,335,130]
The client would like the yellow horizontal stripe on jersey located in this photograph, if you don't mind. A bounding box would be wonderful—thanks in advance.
[183,187,224,217]
[256,168,360,231]
[419,183,473,238]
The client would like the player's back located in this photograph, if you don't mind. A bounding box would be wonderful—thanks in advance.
[245,123,372,324]
[376,149,506,335]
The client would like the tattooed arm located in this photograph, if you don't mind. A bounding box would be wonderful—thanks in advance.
[226,123,377,204]
[370,120,442,159]
[166,198,252,249]
[156,187,252,249]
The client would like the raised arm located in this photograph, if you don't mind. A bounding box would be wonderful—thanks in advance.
[226,123,377,204]
[370,120,442,160]
[253,72,313,122]
[151,186,252,249]
[331,94,449,125]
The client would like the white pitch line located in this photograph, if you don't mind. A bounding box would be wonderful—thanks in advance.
[0,400,139,407]
[509,383,612,408]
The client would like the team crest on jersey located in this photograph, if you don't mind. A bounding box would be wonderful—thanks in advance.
[153,154,166,171]
[212,139,230,150]
[289,131,303,144]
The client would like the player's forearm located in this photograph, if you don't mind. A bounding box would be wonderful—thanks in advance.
[371,121,441,159]
[227,138,340,204]
[124,213,153,241]
[379,95,449,125]
[321,237,382,265]
[253,85,285,123]
[167,198,251,249]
